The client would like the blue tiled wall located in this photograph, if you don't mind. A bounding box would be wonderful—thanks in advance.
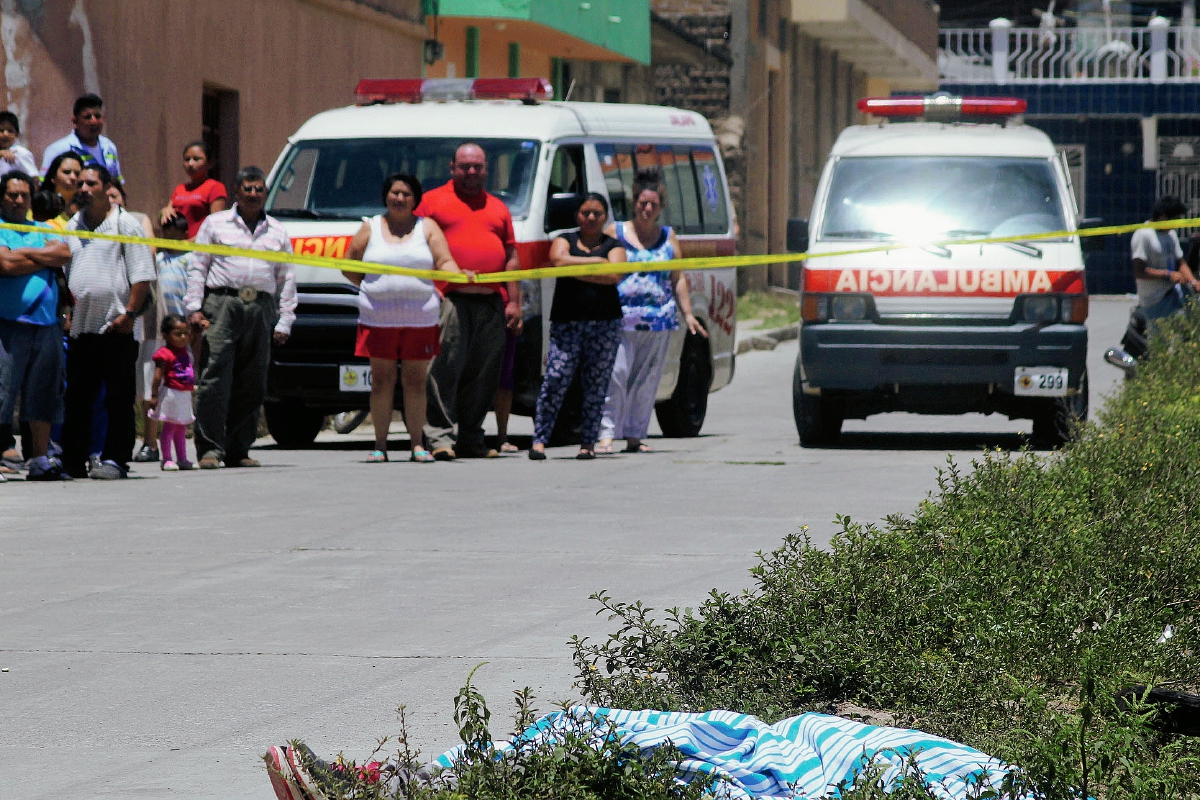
[940,83,1200,293]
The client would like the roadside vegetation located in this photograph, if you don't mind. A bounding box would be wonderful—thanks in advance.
[290,309,1200,799]
[737,289,800,330]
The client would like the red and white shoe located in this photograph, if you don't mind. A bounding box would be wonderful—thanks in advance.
[286,743,329,800]
[264,745,306,800]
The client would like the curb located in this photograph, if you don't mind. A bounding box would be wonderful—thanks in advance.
[736,324,798,354]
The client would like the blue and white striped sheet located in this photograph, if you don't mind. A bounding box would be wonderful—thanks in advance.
[433,707,1019,799]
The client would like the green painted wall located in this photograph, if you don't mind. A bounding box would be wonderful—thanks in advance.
[433,0,650,64]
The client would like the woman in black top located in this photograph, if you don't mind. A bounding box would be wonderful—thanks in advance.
[530,193,628,460]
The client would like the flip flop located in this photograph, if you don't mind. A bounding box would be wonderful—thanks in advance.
[594,443,614,455]
[624,443,654,453]
[410,448,434,463]
[499,441,519,453]
[576,448,596,460]
[367,450,389,462]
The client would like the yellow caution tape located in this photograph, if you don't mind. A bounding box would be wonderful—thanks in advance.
[0,216,1192,285]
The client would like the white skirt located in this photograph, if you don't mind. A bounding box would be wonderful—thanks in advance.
[151,387,195,425]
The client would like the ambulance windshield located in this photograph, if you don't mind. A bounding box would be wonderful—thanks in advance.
[820,157,1066,242]
[267,138,541,220]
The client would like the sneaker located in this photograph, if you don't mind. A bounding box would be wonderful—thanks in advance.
[162,460,179,472]
[27,457,73,482]
[177,460,194,470]
[198,456,222,470]
[86,454,103,476]
[133,445,160,463]
[264,746,305,800]
[287,742,332,800]
[89,460,128,480]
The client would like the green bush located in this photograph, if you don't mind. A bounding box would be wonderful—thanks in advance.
[281,665,718,800]
[571,309,1200,799]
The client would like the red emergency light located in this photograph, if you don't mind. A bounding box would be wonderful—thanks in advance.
[857,95,1027,120]
[355,77,553,105]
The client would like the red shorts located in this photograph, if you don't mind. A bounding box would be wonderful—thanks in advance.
[354,324,441,361]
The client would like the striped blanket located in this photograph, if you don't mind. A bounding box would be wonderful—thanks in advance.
[434,707,1018,799]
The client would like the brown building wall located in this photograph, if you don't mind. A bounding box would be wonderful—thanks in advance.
[1,0,423,224]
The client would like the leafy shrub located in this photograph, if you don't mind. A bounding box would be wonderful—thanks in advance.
[283,665,717,800]
[571,309,1200,798]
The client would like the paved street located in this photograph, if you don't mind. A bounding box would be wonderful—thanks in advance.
[0,297,1132,799]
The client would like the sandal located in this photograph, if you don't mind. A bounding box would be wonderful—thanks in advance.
[499,441,519,453]
[624,442,654,454]
[576,448,596,460]
[367,450,389,463]
[594,443,614,455]
[410,448,434,463]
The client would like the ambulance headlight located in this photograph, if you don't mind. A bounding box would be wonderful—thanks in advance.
[1021,295,1058,322]
[830,294,869,321]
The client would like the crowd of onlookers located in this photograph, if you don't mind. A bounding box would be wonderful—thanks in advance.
[0,94,703,482]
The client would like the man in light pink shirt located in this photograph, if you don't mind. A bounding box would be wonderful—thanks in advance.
[186,166,297,468]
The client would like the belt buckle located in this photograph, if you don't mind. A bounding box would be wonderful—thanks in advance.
[237,286,258,303]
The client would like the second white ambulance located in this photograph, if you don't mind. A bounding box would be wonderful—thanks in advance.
[791,95,1091,446]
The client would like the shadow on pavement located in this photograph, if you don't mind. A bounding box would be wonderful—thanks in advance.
[814,431,1046,452]
[254,434,538,453]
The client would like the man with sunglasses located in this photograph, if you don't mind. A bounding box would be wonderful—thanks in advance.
[415,142,521,460]
[186,166,297,469]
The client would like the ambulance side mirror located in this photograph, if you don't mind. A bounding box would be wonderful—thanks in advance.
[787,218,809,253]
[545,192,584,233]
[1078,217,1105,253]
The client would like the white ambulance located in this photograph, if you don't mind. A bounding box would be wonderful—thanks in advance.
[791,95,1091,447]
[261,78,737,447]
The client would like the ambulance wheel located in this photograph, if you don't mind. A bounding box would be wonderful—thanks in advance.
[264,401,326,449]
[656,332,713,438]
[794,365,842,447]
[1032,369,1088,448]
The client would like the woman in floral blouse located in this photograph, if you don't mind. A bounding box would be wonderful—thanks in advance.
[598,168,706,454]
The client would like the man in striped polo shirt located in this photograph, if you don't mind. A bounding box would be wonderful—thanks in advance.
[60,165,156,480]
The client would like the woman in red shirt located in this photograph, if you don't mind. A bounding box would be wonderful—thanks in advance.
[159,141,227,238]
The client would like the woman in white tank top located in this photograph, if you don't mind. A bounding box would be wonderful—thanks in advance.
[344,174,460,463]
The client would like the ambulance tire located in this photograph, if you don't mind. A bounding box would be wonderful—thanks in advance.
[1032,369,1088,448]
[793,365,842,447]
[264,401,326,449]
[656,332,713,438]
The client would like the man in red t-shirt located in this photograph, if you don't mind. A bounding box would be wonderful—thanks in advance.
[416,142,521,459]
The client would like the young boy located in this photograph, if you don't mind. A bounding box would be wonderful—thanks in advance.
[0,112,38,178]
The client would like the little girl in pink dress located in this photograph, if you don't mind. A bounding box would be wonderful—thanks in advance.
[149,315,196,470]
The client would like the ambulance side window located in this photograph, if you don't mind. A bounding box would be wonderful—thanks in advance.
[596,143,638,221]
[548,144,585,195]
[544,144,586,232]
[691,146,730,234]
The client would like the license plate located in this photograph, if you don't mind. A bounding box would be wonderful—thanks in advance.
[338,364,372,392]
[1014,367,1069,397]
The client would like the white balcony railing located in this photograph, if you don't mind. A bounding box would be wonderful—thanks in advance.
[940,18,1200,83]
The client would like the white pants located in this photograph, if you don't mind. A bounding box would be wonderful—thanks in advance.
[600,329,671,441]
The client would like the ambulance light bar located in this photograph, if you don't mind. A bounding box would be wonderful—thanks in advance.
[857,95,1027,120]
[355,78,553,104]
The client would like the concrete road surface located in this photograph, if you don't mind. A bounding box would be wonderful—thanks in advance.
[0,296,1133,799]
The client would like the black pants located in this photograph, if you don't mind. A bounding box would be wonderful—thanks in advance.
[193,292,277,463]
[61,332,138,475]
[424,293,506,454]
